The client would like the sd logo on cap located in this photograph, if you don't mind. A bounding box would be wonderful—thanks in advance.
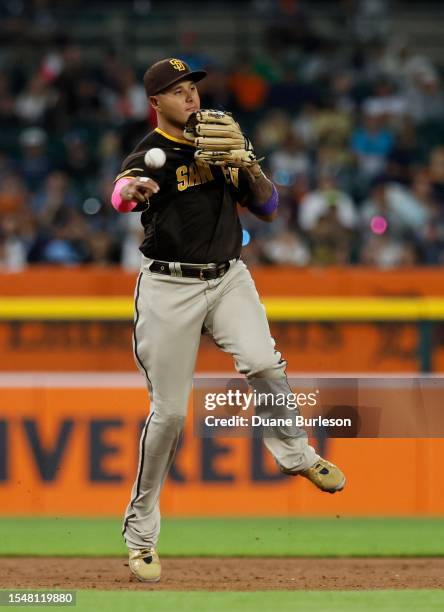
[143,58,207,97]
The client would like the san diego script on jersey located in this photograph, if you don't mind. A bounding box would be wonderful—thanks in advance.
[115,127,249,263]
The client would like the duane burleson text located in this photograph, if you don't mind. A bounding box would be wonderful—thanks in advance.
[204,416,352,428]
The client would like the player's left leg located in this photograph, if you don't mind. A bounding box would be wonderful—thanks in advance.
[203,260,345,492]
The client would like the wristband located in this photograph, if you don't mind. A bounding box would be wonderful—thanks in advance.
[248,184,279,216]
[111,178,139,213]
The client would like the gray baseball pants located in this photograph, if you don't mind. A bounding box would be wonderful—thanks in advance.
[122,256,319,550]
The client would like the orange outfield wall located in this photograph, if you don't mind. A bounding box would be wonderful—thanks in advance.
[1,266,444,297]
[1,266,444,372]
[0,378,443,517]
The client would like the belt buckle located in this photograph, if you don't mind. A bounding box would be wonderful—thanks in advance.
[199,268,207,280]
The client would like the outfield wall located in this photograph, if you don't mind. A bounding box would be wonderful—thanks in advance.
[1,267,444,516]
[0,374,443,517]
[1,266,444,372]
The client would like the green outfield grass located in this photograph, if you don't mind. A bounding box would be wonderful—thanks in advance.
[0,517,443,557]
[78,590,444,611]
[1,590,443,612]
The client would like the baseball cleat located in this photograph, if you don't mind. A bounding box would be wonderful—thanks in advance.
[128,547,161,582]
[281,458,346,493]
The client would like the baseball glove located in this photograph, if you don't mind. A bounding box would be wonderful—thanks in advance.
[183,109,261,168]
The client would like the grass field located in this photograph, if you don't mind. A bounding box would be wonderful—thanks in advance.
[1,589,443,611]
[2,589,438,611]
[1,516,444,557]
[1,517,443,611]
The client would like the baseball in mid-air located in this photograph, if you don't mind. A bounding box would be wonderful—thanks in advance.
[144,147,166,169]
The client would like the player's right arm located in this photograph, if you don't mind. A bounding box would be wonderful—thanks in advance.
[111,173,160,213]
[119,177,160,203]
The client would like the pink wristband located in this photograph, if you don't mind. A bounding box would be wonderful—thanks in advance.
[111,177,139,213]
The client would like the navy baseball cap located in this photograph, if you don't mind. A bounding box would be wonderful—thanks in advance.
[143,58,207,97]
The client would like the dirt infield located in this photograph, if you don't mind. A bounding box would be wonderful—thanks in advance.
[1,557,444,591]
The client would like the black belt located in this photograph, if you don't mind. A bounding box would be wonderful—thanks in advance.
[149,259,232,280]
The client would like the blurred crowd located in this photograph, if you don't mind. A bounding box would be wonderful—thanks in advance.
[1,0,444,269]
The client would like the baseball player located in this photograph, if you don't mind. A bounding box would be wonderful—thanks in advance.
[111,58,346,583]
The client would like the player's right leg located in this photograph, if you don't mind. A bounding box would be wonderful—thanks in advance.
[123,258,208,581]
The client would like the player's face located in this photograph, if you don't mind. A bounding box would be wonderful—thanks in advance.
[154,80,200,127]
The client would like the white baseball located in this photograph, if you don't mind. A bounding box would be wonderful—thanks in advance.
[144,148,166,169]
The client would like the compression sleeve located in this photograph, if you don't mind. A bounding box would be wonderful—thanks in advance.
[247,184,279,216]
[111,177,139,213]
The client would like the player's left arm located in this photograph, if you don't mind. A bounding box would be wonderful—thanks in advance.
[183,110,278,221]
[240,164,278,223]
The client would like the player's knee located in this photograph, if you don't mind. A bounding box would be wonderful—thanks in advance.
[243,356,287,379]
[155,403,186,423]
[162,412,186,426]
[151,410,186,436]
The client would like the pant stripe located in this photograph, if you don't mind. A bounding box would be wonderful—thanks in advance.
[133,272,152,386]
[123,272,153,541]
[135,412,152,500]
[122,412,153,539]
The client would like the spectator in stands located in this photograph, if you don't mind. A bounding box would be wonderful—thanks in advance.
[362,76,407,129]
[19,127,51,192]
[229,56,269,118]
[0,173,28,214]
[106,66,148,122]
[405,69,444,124]
[15,74,54,124]
[330,70,356,115]
[382,37,437,90]
[51,45,103,125]
[385,118,420,185]
[416,203,444,265]
[269,133,311,184]
[361,232,418,267]
[88,229,119,265]
[198,66,233,111]
[97,130,122,181]
[261,229,310,266]
[177,31,211,72]
[61,131,98,197]
[298,172,358,233]
[360,176,428,240]
[412,169,444,264]
[309,206,356,265]
[0,152,16,183]
[350,0,391,42]
[0,73,17,129]
[267,68,311,113]
[298,173,357,265]
[264,0,318,54]
[312,98,353,149]
[28,207,90,265]
[428,146,444,207]
[351,107,395,179]
[291,102,318,147]
[0,214,27,270]
[255,109,292,152]
[31,170,78,226]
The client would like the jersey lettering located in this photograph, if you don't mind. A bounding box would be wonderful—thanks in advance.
[177,166,188,191]
[188,163,199,187]
[176,163,214,191]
